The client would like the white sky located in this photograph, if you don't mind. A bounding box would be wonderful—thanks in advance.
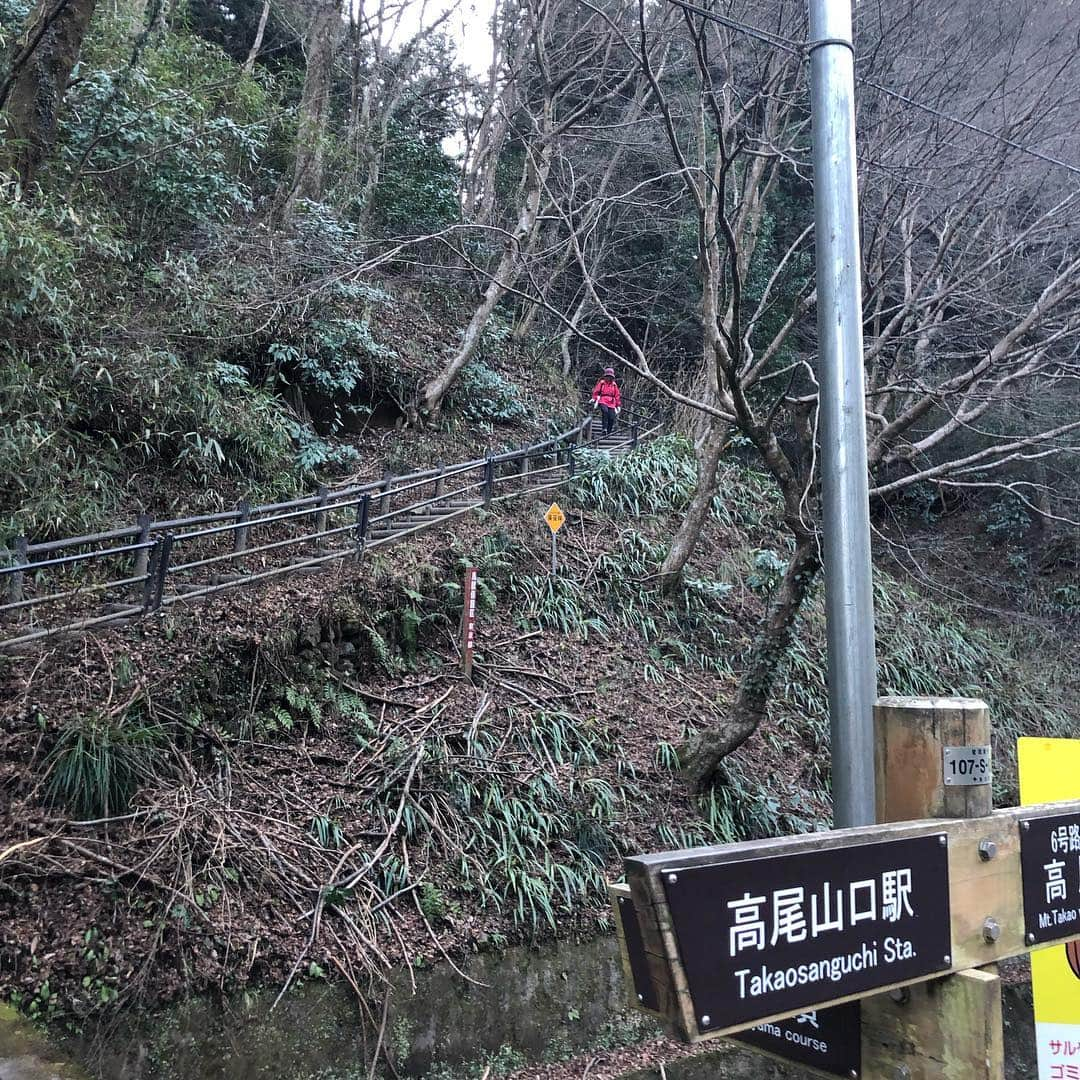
[377,0,497,75]
[447,0,497,74]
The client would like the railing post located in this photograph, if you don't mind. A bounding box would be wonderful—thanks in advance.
[141,539,162,613]
[519,452,530,478]
[568,445,576,479]
[232,501,251,567]
[631,424,639,449]
[434,462,446,499]
[483,457,495,504]
[584,414,593,442]
[355,494,370,557]
[9,537,27,604]
[380,472,392,517]
[313,486,328,551]
[133,513,151,580]
[152,534,174,611]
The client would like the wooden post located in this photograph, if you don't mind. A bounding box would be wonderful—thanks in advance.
[875,696,992,822]
[232,501,251,568]
[863,696,1002,1080]
[313,486,328,550]
[460,566,478,679]
[9,537,27,604]
[434,462,446,499]
[862,970,1003,1080]
[152,534,174,610]
[354,495,370,558]
[380,473,392,517]
[133,513,151,580]
[141,539,161,613]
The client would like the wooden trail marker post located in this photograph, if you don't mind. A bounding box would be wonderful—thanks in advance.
[460,566,478,680]
[613,696,1080,1078]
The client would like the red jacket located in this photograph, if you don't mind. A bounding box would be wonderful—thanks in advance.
[591,378,621,409]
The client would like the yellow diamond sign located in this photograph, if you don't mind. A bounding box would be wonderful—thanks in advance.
[545,503,566,534]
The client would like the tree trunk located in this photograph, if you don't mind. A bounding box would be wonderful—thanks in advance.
[657,418,729,586]
[417,145,551,419]
[0,0,98,189]
[243,0,272,75]
[418,263,508,418]
[283,0,340,214]
[681,536,820,788]
[559,295,588,375]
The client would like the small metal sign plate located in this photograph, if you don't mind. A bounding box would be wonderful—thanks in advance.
[732,1003,861,1078]
[942,745,991,787]
[544,503,566,533]
[1020,811,1080,945]
[659,834,952,1033]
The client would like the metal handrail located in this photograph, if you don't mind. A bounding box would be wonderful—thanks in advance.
[0,401,661,649]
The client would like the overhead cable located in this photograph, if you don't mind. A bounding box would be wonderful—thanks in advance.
[665,0,1080,179]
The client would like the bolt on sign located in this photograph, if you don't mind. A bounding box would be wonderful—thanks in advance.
[1019,738,1080,1080]
[545,503,566,533]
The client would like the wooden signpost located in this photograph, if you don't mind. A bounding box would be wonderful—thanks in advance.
[612,697,1080,1078]
[460,566,478,679]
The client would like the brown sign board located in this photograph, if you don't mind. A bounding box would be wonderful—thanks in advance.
[613,885,660,1013]
[734,1004,861,1078]
[612,885,861,1077]
[622,799,1080,1044]
[1020,809,1080,946]
[661,833,950,1034]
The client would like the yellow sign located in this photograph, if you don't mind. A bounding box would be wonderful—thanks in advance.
[1019,736,1080,1079]
[545,503,566,534]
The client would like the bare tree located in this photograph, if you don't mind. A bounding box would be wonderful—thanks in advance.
[414,0,649,421]
[344,0,461,224]
[459,0,529,226]
[243,0,273,74]
[855,1,1080,515]
[566,0,1080,786]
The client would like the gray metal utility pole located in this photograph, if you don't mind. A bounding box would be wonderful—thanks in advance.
[807,0,877,828]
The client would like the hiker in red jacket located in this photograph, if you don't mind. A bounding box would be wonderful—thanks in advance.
[591,367,621,435]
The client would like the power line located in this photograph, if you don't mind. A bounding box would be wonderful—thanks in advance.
[665,0,1080,179]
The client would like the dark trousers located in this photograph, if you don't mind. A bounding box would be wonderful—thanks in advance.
[599,404,616,434]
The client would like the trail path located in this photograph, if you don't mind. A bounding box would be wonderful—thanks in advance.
[1,411,658,651]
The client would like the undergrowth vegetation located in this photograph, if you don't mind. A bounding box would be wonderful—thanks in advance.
[0,20,554,544]
[564,438,1075,803]
[44,712,170,819]
[5,429,1078,1046]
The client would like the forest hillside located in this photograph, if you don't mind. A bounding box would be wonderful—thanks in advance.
[1,0,1079,1075]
